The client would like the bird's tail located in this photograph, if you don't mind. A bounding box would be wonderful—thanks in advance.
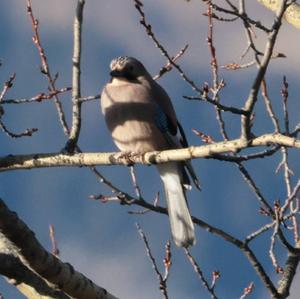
[157,162,196,247]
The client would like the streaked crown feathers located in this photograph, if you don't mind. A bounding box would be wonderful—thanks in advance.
[110,56,138,70]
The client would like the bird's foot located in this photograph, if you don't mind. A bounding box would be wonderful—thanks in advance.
[113,151,140,166]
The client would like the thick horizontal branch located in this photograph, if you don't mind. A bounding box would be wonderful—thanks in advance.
[0,133,298,172]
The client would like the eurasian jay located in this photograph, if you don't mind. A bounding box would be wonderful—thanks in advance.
[101,56,200,247]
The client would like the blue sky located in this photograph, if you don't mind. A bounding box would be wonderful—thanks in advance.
[0,1,300,298]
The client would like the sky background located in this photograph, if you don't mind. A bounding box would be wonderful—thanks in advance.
[0,1,300,298]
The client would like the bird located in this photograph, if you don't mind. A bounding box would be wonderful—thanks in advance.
[101,56,200,247]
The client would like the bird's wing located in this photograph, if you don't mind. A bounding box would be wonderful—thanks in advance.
[151,82,201,190]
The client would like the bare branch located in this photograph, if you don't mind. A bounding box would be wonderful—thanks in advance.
[222,61,256,70]
[261,79,280,133]
[0,133,298,172]
[64,0,85,152]
[153,44,189,81]
[133,0,203,93]
[269,202,284,273]
[136,223,169,299]
[279,143,299,242]
[236,162,274,216]
[95,183,279,298]
[277,243,300,298]
[79,93,101,103]
[281,76,290,134]
[208,1,271,32]
[129,166,142,200]
[205,2,229,141]
[184,248,218,299]
[0,253,69,299]
[243,244,279,297]
[0,119,38,139]
[0,198,119,299]
[49,224,60,258]
[27,0,70,136]
[0,73,16,102]
[239,282,254,299]
[183,95,247,115]
[1,87,72,105]
[241,0,291,140]
[258,0,300,29]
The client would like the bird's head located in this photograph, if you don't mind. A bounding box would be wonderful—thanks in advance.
[109,56,149,81]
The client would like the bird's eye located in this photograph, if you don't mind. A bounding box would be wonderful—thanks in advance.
[128,65,134,72]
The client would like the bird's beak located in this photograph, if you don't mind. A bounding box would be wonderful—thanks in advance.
[110,69,123,78]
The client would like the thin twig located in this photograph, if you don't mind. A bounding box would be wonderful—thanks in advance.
[136,223,169,299]
[269,202,284,273]
[211,271,220,291]
[2,87,71,104]
[281,76,290,134]
[239,0,262,62]
[49,224,60,257]
[27,0,70,136]
[261,79,280,133]
[133,0,203,94]
[206,3,228,141]
[162,241,172,282]
[129,166,142,200]
[153,45,189,81]
[281,146,299,242]
[209,2,271,32]
[0,73,39,138]
[236,162,274,216]
[184,248,218,299]
[243,244,279,297]
[79,94,101,103]
[0,118,38,139]
[222,60,256,70]
[93,174,279,297]
[0,73,16,102]
[282,180,300,214]
[245,222,275,244]
[183,95,247,115]
[279,76,299,242]
[241,0,290,140]
[128,192,160,215]
[239,282,254,299]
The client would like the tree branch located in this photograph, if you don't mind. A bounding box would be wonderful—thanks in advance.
[241,0,290,140]
[0,198,119,299]
[258,0,300,29]
[277,243,300,298]
[27,0,70,136]
[0,252,69,299]
[99,196,279,297]
[0,133,298,172]
[64,0,85,152]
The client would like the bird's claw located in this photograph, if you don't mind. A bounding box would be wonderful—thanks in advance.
[114,151,140,165]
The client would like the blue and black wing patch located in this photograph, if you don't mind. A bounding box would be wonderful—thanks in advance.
[154,104,201,190]
[154,105,177,136]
